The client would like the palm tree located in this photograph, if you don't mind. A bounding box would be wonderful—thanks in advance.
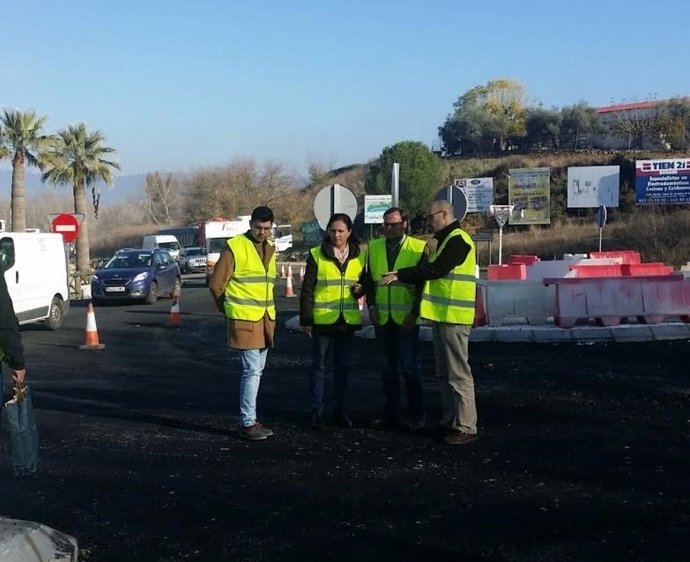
[42,123,120,273]
[0,109,53,232]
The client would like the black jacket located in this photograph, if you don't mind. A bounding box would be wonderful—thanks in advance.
[0,271,25,370]
[299,239,366,333]
[396,221,471,285]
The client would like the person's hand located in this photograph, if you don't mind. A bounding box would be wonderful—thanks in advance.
[303,325,313,337]
[379,272,398,286]
[369,306,380,326]
[12,369,26,384]
[401,313,416,331]
[350,283,364,298]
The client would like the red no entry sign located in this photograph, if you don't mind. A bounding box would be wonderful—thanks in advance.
[51,213,80,243]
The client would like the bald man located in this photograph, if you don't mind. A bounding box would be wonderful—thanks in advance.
[380,200,478,445]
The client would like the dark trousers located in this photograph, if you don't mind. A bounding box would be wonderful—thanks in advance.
[310,331,354,414]
[374,322,423,422]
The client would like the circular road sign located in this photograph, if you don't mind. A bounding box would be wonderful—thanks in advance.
[434,186,468,222]
[313,184,358,230]
[51,213,80,243]
[595,205,607,228]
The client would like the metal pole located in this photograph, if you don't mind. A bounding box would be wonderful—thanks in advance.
[498,227,504,265]
[391,163,399,207]
[599,227,603,252]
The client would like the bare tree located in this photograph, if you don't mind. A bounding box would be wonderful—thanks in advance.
[142,172,179,225]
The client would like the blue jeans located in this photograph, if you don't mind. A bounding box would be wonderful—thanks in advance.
[238,348,268,427]
[310,332,354,414]
[374,322,423,422]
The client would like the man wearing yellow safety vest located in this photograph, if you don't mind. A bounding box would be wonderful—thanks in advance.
[209,206,277,441]
[363,207,427,430]
[0,269,26,396]
[380,200,478,445]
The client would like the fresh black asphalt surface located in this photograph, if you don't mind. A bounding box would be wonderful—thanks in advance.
[0,275,688,561]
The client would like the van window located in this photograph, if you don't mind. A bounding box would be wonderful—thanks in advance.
[158,241,180,251]
[0,237,15,271]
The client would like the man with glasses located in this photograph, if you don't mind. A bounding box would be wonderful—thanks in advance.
[364,208,427,430]
[380,200,478,446]
[209,206,277,441]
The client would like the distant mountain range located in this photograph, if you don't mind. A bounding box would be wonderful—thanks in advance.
[0,170,148,204]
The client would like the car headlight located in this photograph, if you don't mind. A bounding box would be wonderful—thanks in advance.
[133,272,150,282]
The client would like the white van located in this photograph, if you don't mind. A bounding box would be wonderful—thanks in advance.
[142,234,181,260]
[0,232,70,330]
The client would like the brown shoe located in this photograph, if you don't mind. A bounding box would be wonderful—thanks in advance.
[238,423,268,441]
[443,431,478,446]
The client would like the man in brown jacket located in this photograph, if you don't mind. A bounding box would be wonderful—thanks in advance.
[209,206,277,441]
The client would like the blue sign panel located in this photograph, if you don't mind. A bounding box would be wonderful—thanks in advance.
[635,158,690,204]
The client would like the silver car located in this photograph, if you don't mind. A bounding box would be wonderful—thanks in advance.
[178,246,207,274]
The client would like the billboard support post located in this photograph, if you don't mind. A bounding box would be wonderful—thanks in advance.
[489,205,514,265]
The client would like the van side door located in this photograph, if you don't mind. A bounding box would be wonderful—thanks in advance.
[0,236,25,316]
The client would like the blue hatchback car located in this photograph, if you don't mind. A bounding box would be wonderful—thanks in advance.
[91,249,181,304]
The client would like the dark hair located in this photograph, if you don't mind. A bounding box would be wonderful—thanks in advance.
[251,206,274,223]
[383,206,408,223]
[325,213,360,245]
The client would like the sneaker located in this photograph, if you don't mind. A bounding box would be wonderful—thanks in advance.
[443,431,478,446]
[238,423,268,441]
[311,412,323,430]
[256,422,273,437]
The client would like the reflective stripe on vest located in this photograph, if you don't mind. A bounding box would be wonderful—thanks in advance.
[420,228,476,324]
[311,246,365,325]
[368,236,426,325]
[224,235,276,321]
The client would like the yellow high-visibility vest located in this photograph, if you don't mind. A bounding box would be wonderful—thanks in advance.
[420,228,476,324]
[224,235,276,321]
[368,236,426,325]
[311,246,366,325]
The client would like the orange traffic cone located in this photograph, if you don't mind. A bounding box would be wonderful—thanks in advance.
[168,298,182,326]
[284,274,296,297]
[287,264,293,279]
[299,265,305,282]
[78,303,105,350]
[280,263,286,279]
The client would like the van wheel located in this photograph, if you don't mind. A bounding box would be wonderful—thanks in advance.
[44,296,64,330]
[145,282,159,304]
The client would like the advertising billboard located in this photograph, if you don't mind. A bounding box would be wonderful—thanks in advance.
[635,158,690,204]
[567,166,620,208]
[508,168,550,225]
[453,177,494,212]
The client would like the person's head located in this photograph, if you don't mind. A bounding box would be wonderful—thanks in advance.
[427,200,454,233]
[382,207,408,241]
[249,206,274,242]
[326,213,354,249]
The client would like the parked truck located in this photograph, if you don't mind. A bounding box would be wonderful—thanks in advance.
[199,216,292,284]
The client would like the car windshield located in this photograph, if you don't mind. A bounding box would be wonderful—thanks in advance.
[104,253,152,269]
[208,238,230,253]
[185,248,206,256]
[158,241,180,251]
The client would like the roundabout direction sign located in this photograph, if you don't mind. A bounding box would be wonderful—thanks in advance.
[313,184,358,230]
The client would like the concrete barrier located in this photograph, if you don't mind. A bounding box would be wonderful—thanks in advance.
[0,518,78,561]
[544,274,688,328]
[526,258,622,280]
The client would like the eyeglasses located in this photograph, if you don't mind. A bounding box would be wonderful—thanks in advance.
[426,210,444,220]
[383,221,403,228]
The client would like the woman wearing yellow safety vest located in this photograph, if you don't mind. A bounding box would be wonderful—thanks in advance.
[380,200,478,446]
[299,213,367,430]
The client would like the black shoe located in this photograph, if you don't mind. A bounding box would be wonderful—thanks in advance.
[443,431,478,446]
[334,412,353,428]
[311,412,323,430]
[371,417,401,430]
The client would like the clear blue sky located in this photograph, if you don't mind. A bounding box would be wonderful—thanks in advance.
[3,0,688,178]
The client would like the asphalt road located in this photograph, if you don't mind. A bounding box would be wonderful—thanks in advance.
[0,275,688,561]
